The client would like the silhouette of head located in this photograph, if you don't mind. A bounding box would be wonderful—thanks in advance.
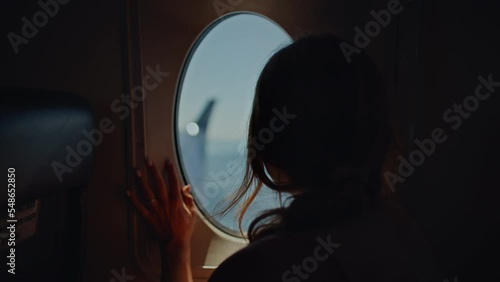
[222,33,396,238]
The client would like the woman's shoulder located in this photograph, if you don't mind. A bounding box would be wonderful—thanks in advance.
[209,198,441,282]
[208,231,349,282]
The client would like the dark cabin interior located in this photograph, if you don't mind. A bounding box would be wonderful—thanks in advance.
[1,0,499,281]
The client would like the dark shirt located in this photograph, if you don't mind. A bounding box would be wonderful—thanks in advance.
[208,199,440,282]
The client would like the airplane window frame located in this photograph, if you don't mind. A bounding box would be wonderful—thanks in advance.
[172,11,291,238]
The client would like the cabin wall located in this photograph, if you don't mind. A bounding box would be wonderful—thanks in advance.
[399,1,500,279]
[1,1,129,281]
[1,0,499,281]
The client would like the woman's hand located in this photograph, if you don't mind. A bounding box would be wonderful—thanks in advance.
[126,158,196,251]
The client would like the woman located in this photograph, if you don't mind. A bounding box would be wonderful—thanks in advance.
[127,34,440,282]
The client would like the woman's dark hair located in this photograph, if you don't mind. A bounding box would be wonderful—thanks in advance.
[219,33,399,241]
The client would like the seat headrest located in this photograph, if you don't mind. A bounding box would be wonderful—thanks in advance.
[0,87,96,202]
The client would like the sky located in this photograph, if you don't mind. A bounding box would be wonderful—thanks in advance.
[176,13,292,145]
[175,14,292,232]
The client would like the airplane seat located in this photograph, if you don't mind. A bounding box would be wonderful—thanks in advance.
[0,87,95,282]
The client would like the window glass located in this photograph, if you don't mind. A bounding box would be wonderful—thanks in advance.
[175,13,292,235]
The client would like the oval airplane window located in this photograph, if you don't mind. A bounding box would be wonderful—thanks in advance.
[175,13,292,236]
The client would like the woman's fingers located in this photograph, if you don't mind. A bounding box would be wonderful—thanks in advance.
[136,169,155,202]
[176,185,195,225]
[127,190,166,238]
[146,159,169,212]
[146,159,170,219]
[181,185,195,210]
[165,158,182,204]
[136,167,166,222]
[127,190,151,220]
[128,158,195,245]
